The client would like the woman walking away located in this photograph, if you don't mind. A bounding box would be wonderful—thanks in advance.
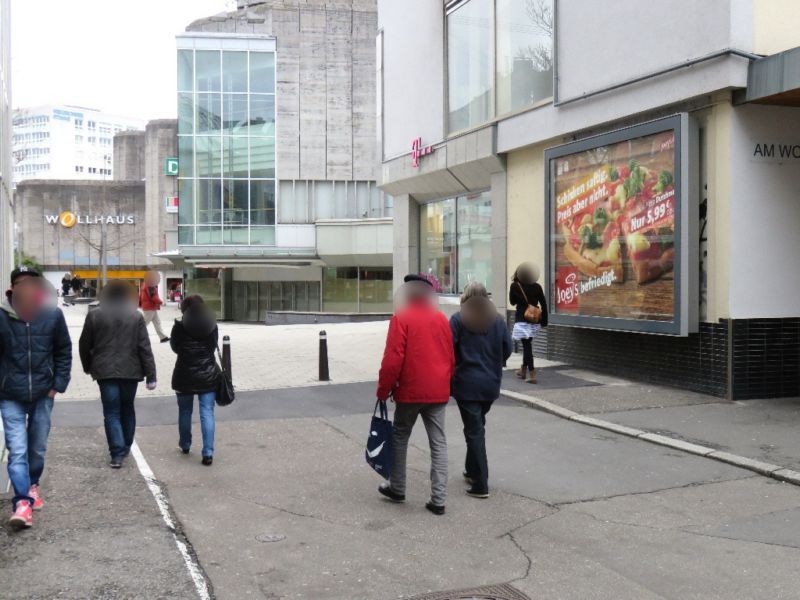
[451,282,512,499]
[509,263,548,384]
[170,295,219,466]
[79,281,157,468]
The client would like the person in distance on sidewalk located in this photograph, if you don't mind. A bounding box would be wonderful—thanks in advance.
[376,274,455,516]
[450,282,512,499]
[509,263,548,383]
[139,270,170,343]
[79,281,157,469]
[0,266,72,529]
[170,295,220,466]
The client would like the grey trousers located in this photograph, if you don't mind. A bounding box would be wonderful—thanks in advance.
[389,402,448,507]
[142,310,167,339]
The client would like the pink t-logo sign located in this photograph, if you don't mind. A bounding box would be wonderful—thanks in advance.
[411,137,433,168]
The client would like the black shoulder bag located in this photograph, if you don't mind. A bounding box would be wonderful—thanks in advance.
[215,347,235,406]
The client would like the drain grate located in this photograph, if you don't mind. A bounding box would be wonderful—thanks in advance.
[408,583,530,600]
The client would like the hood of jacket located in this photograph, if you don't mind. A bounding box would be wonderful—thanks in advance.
[1,293,18,319]
[181,306,217,340]
[459,296,497,334]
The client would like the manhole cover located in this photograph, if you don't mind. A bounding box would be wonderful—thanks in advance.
[255,533,286,543]
[408,583,530,600]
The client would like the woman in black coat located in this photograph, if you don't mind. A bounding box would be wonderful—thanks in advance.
[450,282,512,499]
[170,295,220,465]
[509,263,548,383]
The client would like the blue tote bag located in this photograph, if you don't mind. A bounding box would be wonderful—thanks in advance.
[365,399,393,479]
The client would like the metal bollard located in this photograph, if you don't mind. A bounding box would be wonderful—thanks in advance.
[222,335,232,379]
[319,330,330,382]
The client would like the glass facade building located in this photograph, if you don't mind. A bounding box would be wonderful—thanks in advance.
[173,18,389,322]
[177,37,277,246]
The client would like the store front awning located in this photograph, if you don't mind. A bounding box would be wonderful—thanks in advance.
[741,46,800,106]
[152,248,324,269]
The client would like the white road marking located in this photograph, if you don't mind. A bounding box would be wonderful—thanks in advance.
[130,440,212,600]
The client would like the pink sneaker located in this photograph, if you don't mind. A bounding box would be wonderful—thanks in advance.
[29,484,43,511]
[9,500,33,529]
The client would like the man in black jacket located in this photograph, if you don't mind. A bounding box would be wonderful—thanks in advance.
[0,266,72,529]
[79,281,157,469]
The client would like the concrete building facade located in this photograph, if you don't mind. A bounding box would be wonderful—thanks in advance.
[12,104,143,184]
[168,0,391,321]
[380,0,800,399]
[16,120,182,299]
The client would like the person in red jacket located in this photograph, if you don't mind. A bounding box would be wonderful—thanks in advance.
[375,274,454,515]
[139,271,169,343]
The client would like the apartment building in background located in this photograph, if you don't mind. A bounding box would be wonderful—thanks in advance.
[12,104,144,183]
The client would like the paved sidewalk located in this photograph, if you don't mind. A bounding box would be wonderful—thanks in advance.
[59,304,389,401]
[501,366,800,480]
[0,428,198,599]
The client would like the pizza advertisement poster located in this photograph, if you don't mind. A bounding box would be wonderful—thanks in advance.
[546,116,688,334]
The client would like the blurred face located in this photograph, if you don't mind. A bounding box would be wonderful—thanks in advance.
[145,272,160,286]
[11,276,48,316]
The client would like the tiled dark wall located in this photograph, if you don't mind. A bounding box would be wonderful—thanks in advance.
[505,315,800,399]
[731,319,800,399]
[540,322,729,397]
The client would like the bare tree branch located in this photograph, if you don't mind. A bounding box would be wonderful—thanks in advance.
[525,0,553,37]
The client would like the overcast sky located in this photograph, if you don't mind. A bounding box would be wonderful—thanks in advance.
[12,0,233,120]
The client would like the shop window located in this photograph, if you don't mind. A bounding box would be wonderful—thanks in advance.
[420,191,492,294]
[447,0,493,132]
[323,267,393,313]
[420,198,457,294]
[456,192,492,291]
[446,0,554,132]
[496,0,553,114]
[323,267,359,312]
[359,268,393,313]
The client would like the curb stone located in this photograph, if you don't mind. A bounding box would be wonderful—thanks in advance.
[706,451,782,476]
[500,388,800,487]
[771,469,800,485]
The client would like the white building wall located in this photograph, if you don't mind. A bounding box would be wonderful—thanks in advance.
[556,0,753,103]
[377,0,444,160]
[727,103,800,318]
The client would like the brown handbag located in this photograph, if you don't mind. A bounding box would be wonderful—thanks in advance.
[517,282,542,324]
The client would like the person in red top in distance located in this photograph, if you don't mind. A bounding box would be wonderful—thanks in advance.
[139,270,170,343]
[376,274,455,515]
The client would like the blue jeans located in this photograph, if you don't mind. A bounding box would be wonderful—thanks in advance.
[177,392,216,458]
[98,379,139,461]
[0,397,54,509]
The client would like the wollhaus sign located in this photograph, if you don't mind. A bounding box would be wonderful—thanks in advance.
[45,210,136,228]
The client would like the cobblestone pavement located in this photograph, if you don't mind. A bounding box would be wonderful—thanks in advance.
[59,304,390,401]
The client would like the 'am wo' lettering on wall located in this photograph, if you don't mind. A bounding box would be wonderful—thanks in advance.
[751,142,800,163]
